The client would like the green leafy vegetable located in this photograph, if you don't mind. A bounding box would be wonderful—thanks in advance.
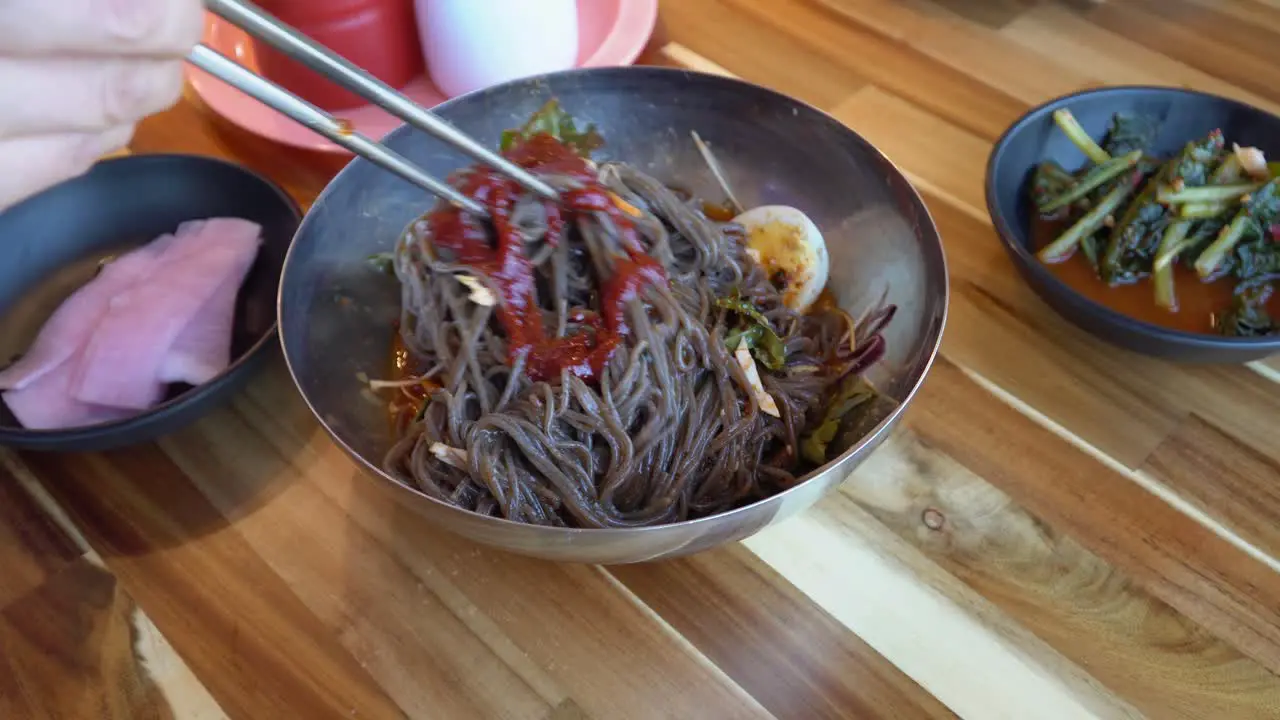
[1164,130,1226,188]
[1215,284,1277,337]
[1039,150,1143,214]
[717,296,786,370]
[1039,171,1141,265]
[1180,154,1246,218]
[1194,178,1280,278]
[800,375,877,465]
[1030,112,1277,334]
[1100,185,1165,285]
[1099,132,1222,284]
[1031,160,1078,216]
[1233,235,1280,281]
[499,99,604,158]
[1101,112,1161,158]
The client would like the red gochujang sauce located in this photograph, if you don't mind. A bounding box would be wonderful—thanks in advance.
[415,133,669,383]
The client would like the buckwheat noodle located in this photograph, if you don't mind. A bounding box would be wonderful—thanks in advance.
[383,148,894,528]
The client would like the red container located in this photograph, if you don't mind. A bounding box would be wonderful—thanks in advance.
[254,0,424,111]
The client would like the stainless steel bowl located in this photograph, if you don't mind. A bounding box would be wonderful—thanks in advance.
[279,67,948,563]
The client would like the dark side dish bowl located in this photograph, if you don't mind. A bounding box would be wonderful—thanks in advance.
[987,85,1280,363]
[0,154,301,451]
[279,67,948,564]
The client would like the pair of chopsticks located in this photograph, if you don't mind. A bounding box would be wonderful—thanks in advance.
[189,0,561,217]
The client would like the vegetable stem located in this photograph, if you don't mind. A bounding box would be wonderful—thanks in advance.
[1153,220,1191,310]
[1153,220,1195,272]
[1156,182,1259,205]
[1177,156,1247,218]
[1039,173,1139,263]
[1194,213,1250,278]
[1211,155,1245,184]
[1194,178,1280,278]
[1179,202,1228,219]
[1039,149,1143,213]
[1053,109,1112,165]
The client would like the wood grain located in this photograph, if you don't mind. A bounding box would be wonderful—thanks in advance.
[839,428,1280,720]
[21,448,406,720]
[0,464,224,720]
[5,1,1280,718]
[610,545,956,719]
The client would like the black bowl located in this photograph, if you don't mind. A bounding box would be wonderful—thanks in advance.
[986,85,1280,363]
[0,154,301,451]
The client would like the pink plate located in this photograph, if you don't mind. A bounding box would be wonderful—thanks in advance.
[186,0,659,154]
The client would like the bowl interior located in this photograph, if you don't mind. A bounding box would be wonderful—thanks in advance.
[990,86,1280,269]
[0,154,300,446]
[280,68,947,539]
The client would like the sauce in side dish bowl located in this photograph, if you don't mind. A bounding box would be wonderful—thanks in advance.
[1030,215,1279,335]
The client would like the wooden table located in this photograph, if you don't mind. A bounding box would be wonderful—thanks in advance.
[4,2,1280,718]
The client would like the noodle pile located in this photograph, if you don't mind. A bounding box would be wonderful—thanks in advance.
[384,153,892,528]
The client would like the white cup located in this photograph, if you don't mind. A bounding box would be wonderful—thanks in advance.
[417,0,580,99]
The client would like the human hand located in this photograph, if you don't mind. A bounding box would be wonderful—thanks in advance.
[0,0,203,211]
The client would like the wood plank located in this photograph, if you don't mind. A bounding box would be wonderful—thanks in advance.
[709,0,1029,141]
[1002,3,1280,115]
[1143,416,1280,564]
[836,419,1280,719]
[744,486,1144,719]
[1183,0,1280,28]
[0,555,227,720]
[656,0,867,109]
[18,448,407,720]
[1174,367,1280,468]
[1115,0,1280,77]
[159,405,560,720]
[922,0,1033,29]
[816,0,1093,104]
[1087,0,1280,106]
[0,469,82,609]
[0,559,173,720]
[609,544,956,719]
[908,360,1280,674]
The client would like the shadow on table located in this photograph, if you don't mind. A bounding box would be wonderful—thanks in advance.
[16,355,306,555]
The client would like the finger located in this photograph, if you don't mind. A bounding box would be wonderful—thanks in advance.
[0,58,183,137]
[0,0,203,57]
[0,126,135,211]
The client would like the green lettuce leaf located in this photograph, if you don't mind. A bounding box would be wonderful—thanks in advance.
[717,296,786,370]
[500,99,604,158]
[799,376,877,466]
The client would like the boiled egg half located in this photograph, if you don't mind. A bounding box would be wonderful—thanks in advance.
[733,205,829,312]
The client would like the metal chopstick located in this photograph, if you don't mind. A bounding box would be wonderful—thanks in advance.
[186,44,487,217]
[203,0,560,203]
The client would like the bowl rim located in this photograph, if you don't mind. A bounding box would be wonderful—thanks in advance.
[0,152,304,440]
[985,83,1280,351]
[279,65,950,537]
